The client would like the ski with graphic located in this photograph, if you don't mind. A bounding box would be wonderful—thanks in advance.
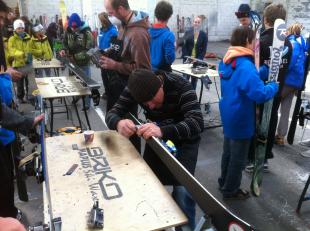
[254,24,262,70]
[287,36,310,144]
[59,0,68,29]
[251,19,287,196]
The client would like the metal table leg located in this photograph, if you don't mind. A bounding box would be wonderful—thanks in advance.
[297,174,310,213]
[82,96,91,130]
[72,96,83,130]
[63,98,69,119]
[49,98,54,137]
[199,78,204,104]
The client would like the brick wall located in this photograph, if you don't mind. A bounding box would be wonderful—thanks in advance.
[4,0,310,40]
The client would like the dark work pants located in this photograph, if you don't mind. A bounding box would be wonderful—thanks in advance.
[101,69,109,95]
[0,143,17,217]
[218,137,251,196]
[16,75,28,100]
[143,137,200,230]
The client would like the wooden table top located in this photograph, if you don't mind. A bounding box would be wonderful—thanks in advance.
[33,58,63,69]
[43,131,187,230]
[35,76,91,98]
[172,63,219,78]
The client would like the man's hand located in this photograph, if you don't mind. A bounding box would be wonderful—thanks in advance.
[33,113,45,127]
[0,66,23,82]
[59,50,66,57]
[137,123,162,139]
[116,119,137,138]
[0,217,26,231]
[99,56,117,70]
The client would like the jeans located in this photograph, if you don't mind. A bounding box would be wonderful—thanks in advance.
[172,186,196,230]
[218,137,250,196]
[36,68,51,77]
[80,66,91,107]
[143,136,199,230]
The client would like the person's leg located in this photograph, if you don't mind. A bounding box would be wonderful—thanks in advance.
[35,69,43,78]
[101,69,109,97]
[221,138,251,197]
[44,68,51,77]
[172,186,196,230]
[218,137,230,189]
[16,78,25,101]
[80,66,91,108]
[0,144,17,217]
[191,77,198,90]
[277,91,295,139]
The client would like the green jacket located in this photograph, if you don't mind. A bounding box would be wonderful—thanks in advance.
[29,35,53,60]
[63,23,94,66]
[8,32,31,68]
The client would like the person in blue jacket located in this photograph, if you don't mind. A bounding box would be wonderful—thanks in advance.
[149,1,175,72]
[218,26,278,200]
[275,23,308,145]
[98,12,118,99]
[178,15,208,89]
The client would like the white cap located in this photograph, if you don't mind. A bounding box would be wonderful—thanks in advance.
[33,24,44,33]
[13,19,25,30]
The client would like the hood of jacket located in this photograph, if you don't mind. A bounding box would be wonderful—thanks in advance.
[220,47,254,80]
[125,11,149,30]
[149,26,170,39]
[31,34,48,42]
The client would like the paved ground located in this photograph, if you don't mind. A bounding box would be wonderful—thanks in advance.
[14,41,310,231]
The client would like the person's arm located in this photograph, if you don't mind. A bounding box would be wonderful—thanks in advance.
[113,31,151,75]
[105,87,137,130]
[239,65,279,104]
[0,103,43,135]
[29,40,43,58]
[8,37,24,61]
[160,82,204,141]
[0,217,26,231]
[164,32,176,65]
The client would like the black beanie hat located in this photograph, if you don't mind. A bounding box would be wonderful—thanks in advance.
[128,69,162,103]
[235,4,251,18]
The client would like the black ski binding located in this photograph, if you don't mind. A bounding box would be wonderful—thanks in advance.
[87,200,104,229]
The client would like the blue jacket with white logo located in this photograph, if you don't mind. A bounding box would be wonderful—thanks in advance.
[98,25,118,50]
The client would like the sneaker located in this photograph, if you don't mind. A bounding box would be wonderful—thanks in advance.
[263,162,269,172]
[245,163,254,173]
[275,135,285,145]
[223,189,250,200]
[16,209,22,221]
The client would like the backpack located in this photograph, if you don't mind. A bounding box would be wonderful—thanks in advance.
[284,34,307,89]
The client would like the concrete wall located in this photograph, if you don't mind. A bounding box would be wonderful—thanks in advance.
[3,0,310,40]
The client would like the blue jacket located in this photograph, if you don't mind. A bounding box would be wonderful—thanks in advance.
[98,25,118,50]
[284,34,307,89]
[219,56,278,139]
[0,73,15,145]
[149,26,175,72]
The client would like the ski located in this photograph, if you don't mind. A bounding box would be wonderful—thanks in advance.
[251,19,287,197]
[130,113,255,231]
[254,24,262,70]
[287,36,310,144]
[59,57,100,89]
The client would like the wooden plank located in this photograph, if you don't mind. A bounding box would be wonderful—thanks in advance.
[172,64,219,78]
[44,131,187,231]
[35,76,91,98]
[33,58,63,69]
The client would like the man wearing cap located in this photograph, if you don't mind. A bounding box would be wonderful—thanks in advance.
[235,4,261,29]
[59,13,94,110]
[30,24,53,77]
[106,68,204,230]
[8,19,31,103]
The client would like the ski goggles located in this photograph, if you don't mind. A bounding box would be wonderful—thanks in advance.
[235,11,250,19]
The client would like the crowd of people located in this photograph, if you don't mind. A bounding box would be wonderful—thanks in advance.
[0,0,309,230]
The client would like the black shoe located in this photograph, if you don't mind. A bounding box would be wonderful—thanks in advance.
[81,106,90,111]
[101,93,107,100]
[223,189,250,200]
[18,98,27,104]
